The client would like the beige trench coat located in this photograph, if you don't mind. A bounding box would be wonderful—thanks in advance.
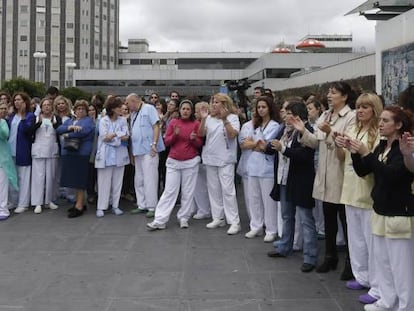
[299,105,355,204]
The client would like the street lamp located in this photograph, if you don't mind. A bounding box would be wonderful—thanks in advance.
[65,62,76,87]
[33,52,47,83]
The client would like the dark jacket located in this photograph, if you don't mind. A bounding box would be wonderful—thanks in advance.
[268,122,315,208]
[351,139,414,216]
[7,112,35,166]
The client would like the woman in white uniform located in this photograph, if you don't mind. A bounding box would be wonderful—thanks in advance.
[199,93,241,235]
[30,97,62,213]
[243,96,280,242]
[95,96,130,217]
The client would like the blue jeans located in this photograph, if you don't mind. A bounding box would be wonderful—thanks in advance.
[274,185,318,265]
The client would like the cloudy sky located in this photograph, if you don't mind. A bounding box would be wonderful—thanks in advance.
[119,0,376,53]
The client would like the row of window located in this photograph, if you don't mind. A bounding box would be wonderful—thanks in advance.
[76,80,222,87]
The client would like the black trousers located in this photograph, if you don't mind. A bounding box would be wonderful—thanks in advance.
[322,202,349,258]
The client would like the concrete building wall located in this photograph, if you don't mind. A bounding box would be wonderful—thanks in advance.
[264,53,375,91]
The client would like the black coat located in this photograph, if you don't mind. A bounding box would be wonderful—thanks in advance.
[268,123,315,208]
[351,139,414,217]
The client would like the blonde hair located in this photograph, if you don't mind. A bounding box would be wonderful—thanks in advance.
[355,93,383,150]
[213,93,237,113]
[53,95,72,117]
[195,101,209,112]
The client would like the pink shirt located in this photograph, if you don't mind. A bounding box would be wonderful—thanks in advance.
[164,119,203,161]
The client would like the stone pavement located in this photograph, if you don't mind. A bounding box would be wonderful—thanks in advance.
[0,194,364,311]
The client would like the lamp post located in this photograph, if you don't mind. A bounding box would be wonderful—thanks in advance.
[65,62,76,87]
[33,52,47,83]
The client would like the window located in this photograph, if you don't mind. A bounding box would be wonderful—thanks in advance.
[67,22,74,29]
[85,52,88,59]
[37,36,45,42]
[20,20,28,27]
[20,35,27,41]
[20,5,28,13]
[67,37,74,43]
[39,20,45,28]
[19,50,23,56]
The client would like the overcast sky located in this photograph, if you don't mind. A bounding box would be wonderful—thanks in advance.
[119,0,376,53]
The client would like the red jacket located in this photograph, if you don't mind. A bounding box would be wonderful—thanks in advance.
[164,119,203,161]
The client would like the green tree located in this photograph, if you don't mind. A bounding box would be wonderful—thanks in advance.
[60,87,91,104]
[1,77,46,98]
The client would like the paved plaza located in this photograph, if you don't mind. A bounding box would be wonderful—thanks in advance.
[0,190,363,311]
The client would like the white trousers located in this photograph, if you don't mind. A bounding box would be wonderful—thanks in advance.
[9,165,31,208]
[345,205,380,298]
[134,154,159,211]
[193,164,211,217]
[97,166,125,211]
[31,158,58,206]
[247,177,277,234]
[0,168,10,216]
[154,164,199,224]
[372,233,414,311]
[205,164,240,225]
[242,176,251,218]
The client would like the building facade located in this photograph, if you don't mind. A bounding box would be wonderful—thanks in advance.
[74,38,365,98]
[0,0,119,89]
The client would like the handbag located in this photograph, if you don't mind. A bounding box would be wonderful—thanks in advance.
[63,137,81,151]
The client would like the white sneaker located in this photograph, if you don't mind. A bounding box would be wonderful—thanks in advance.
[227,223,241,235]
[146,221,166,231]
[96,210,104,218]
[192,213,210,220]
[48,202,59,210]
[180,219,189,229]
[14,207,28,214]
[245,229,264,239]
[34,205,42,214]
[112,207,124,216]
[364,303,389,311]
[206,219,226,229]
[263,233,276,243]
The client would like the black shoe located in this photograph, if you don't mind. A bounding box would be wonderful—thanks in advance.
[316,257,338,273]
[340,258,354,280]
[68,208,84,218]
[301,263,315,273]
[267,250,286,258]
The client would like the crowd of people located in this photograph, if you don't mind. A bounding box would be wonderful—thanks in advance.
[0,83,413,311]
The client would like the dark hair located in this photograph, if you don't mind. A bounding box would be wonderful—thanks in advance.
[178,99,195,120]
[303,92,316,102]
[169,90,180,99]
[105,96,123,117]
[329,81,357,109]
[306,99,322,114]
[398,85,414,113]
[91,94,105,112]
[12,92,31,113]
[47,86,59,96]
[253,96,279,129]
[384,105,414,135]
[254,86,265,95]
[0,91,11,102]
[88,103,98,119]
[286,101,308,121]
